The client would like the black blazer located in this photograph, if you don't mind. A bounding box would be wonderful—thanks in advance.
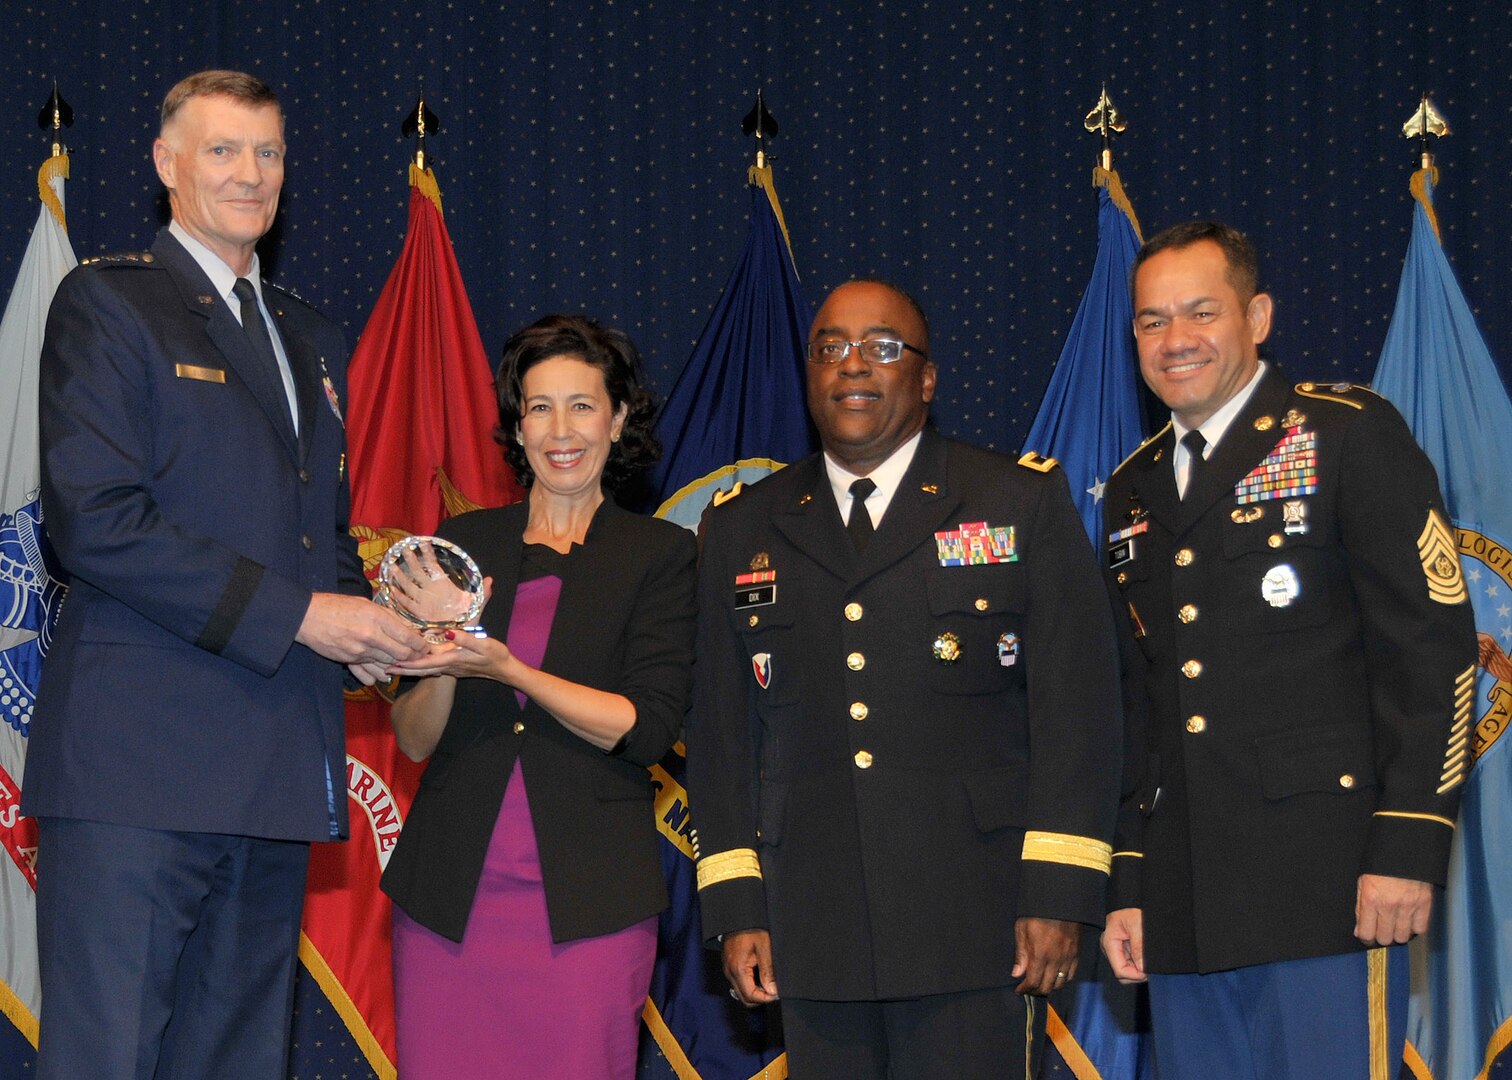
[381,499,696,943]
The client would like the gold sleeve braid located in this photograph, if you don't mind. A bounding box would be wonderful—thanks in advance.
[1022,831,1113,875]
[695,848,762,891]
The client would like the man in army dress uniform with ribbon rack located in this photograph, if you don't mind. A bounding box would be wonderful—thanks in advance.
[1099,221,1477,1078]
[687,279,1121,1078]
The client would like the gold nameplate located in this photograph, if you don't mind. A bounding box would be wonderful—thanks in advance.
[175,363,226,384]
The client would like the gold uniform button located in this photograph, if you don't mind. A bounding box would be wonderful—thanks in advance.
[850,702,869,721]
[1178,604,1198,624]
[1186,715,1207,734]
[844,602,864,622]
[301,534,314,550]
[1174,549,1194,567]
[1116,571,1129,585]
[847,652,865,671]
[1267,534,1284,549]
[513,722,525,735]
[1181,659,1203,678]
[1339,774,1356,789]
[748,614,759,627]
[854,750,874,769]
[974,598,989,612]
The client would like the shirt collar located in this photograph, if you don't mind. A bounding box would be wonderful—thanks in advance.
[823,429,924,511]
[169,220,264,307]
[1171,359,1268,454]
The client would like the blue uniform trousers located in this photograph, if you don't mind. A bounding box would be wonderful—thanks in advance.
[1147,947,1408,1080]
[34,817,310,1080]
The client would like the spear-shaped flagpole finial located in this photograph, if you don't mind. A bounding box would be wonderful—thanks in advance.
[1083,84,1127,172]
[37,82,74,158]
[401,91,441,171]
[1401,95,1449,170]
[742,89,779,170]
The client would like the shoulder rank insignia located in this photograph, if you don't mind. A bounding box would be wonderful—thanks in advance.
[1017,451,1058,473]
[264,279,312,307]
[1418,509,1468,604]
[711,481,745,507]
[82,250,154,267]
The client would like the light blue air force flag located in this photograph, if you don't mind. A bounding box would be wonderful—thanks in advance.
[1371,168,1512,1080]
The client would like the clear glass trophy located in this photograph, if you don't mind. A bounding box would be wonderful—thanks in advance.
[374,535,487,643]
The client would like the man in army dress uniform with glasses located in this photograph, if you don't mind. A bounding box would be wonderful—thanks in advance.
[688,279,1121,1078]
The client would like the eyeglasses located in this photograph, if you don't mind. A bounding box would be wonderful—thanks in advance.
[806,338,929,365]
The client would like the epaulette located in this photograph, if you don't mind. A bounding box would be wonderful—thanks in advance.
[1295,381,1383,411]
[1017,451,1059,474]
[264,280,315,310]
[79,250,156,268]
[1110,422,1173,478]
[710,481,745,508]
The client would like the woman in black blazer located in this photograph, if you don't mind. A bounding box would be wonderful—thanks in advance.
[380,315,695,1080]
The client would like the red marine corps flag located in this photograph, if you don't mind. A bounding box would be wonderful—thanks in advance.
[294,121,521,1078]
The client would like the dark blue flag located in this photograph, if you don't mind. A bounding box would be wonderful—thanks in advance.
[1022,168,1147,544]
[1371,167,1512,1080]
[637,165,810,1080]
[1024,166,1154,1079]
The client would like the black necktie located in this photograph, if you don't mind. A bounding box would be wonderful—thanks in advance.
[1181,429,1208,500]
[847,477,877,552]
[232,277,286,408]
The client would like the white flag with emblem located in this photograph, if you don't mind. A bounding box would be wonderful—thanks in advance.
[0,151,77,1049]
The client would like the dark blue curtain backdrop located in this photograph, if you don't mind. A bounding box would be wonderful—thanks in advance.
[2,2,1507,452]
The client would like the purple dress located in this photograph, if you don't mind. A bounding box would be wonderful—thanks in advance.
[392,547,658,1079]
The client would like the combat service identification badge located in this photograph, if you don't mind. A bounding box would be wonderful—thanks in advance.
[751,652,772,689]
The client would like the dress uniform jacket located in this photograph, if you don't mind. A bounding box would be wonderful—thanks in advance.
[1103,366,1477,974]
[381,500,696,944]
[25,229,363,842]
[687,427,1121,1001]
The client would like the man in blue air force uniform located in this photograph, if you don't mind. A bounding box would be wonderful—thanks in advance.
[24,70,425,1079]
[687,279,1121,1078]
[1099,221,1477,1078]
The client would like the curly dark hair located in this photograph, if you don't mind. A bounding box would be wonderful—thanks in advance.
[495,313,661,491]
